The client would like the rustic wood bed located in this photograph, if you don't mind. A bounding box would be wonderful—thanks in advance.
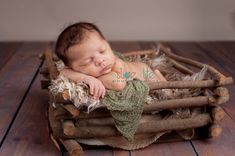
[39,43,233,156]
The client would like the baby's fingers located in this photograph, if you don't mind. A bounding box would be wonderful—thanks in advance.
[93,85,100,99]
[89,83,95,96]
[97,85,104,99]
[97,83,105,98]
[95,84,104,99]
[101,86,106,98]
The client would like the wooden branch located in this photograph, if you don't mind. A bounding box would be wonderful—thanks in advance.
[39,66,49,75]
[78,109,111,119]
[215,87,229,97]
[48,95,65,139]
[53,96,211,120]
[214,87,230,104]
[61,104,80,119]
[169,58,194,75]
[144,96,211,112]
[77,114,163,126]
[40,62,50,79]
[77,117,114,126]
[211,106,225,122]
[144,93,226,111]
[52,53,60,62]
[63,120,76,136]
[50,134,62,151]
[53,94,224,120]
[53,104,111,120]
[44,46,59,80]
[60,139,83,156]
[147,78,233,90]
[62,113,212,138]
[208,124,222,138]
[52,94,70,104]
[137,114,210,133]
[159,43,234,85]
[38,53,45,60]
[40,80,50,90]
[123,49,157,57]
[53,106,77,120]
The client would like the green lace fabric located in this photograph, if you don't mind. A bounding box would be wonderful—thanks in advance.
[101,79,149,141]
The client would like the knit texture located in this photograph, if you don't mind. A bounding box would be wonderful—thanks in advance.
[101,79,149,141]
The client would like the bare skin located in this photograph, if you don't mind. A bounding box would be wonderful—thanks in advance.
[60,31,165,99]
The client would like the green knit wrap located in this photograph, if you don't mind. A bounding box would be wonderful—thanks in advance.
[101,79,149,141]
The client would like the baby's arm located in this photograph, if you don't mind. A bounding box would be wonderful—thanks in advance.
[60,68,106,99]
[98,71,127,91]
[60,68,88,82]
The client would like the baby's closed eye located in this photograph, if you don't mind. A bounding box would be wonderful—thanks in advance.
[79,58,93,66]
[100,50,105,54]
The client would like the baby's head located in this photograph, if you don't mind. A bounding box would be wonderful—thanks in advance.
[55,22,116,77]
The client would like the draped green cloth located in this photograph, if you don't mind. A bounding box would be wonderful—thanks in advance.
[101,79,149,141]
[100,51,149,141]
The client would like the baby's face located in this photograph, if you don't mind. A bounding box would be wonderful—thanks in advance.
[66,31,116,77]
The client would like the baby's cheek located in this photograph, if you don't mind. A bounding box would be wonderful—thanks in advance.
[71,66,81,72]
[88,67,101,77]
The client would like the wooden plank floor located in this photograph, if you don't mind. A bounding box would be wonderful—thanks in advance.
[0,41,234,156]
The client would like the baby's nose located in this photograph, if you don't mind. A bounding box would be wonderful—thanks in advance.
[95,58,105,66]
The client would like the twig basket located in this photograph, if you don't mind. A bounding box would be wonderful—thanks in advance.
[39,43,233,156]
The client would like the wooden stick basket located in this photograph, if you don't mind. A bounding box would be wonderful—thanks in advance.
[39,43,233,156]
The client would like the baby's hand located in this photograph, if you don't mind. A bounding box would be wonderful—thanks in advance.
[82,76,106,100]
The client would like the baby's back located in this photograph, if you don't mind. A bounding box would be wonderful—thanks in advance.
[98,61,163,91]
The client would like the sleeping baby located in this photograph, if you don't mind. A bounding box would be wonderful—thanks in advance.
[55,22,166,100]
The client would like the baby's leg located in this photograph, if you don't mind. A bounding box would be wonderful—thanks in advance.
[154,69,173,97]
[154,69,167,81]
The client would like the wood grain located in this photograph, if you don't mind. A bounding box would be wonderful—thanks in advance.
[0,42,49,144]
[0,72,60,155]
[0,42,22,71]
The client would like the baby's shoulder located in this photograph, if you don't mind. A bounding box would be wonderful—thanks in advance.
[130,61,147,66]
[129,61,150,71]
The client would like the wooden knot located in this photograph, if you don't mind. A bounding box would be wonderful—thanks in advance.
[214,87,229,105]
[60,139,84,156]
[211,106,225,122]
[63,120,76,136]
[208,124,222,138]
[208,96,216,104]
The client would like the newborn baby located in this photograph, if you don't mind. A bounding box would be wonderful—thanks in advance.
[55,22,166,99]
